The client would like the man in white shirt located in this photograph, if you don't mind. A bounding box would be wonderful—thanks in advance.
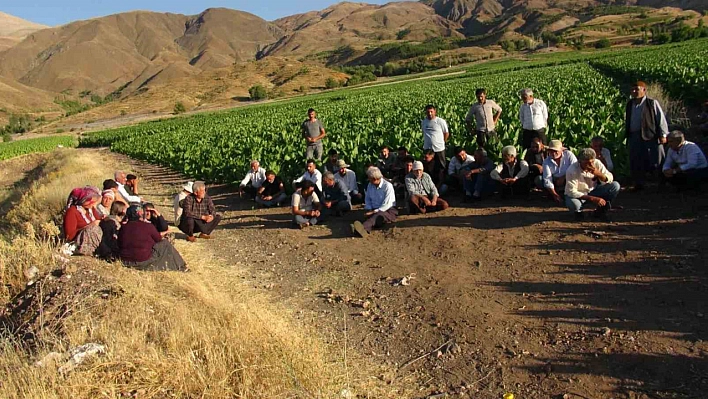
[662,130,708,190]
[565,148,620,221]
[447,147,476,191]
[173,181,193,225]
[352,167,397,237]
[293,159,323,198]
[541,140,577,204]
[291,180,321,229]
[334,159,363,204]
[421,104,450,173]
[114,170,142,204]
[239,160,266,199]
[518,88,549,149]
[465,88,502,148]
[591,136,614,172]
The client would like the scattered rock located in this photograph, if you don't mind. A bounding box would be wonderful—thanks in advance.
[34,351,63,368]
[601,327,612,336]
[24,266,40,281]
[340,388,354,399]
[58,343,106,375]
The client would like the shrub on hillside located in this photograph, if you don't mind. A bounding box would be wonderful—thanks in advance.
[248,85,268,101]
[595,38,612,48]
[173,102,187,114]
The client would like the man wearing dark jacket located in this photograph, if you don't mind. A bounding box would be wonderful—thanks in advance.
[625,81,669,191]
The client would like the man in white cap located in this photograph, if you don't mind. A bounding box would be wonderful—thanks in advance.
[405,161,449,214]
[239,160,266,199]
[491,145,530,198]
[334,159,363,204]
[173,181,193,225]
[541,139,577,204]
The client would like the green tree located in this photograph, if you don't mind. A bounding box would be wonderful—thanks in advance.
[248,85,268,101]
[325,78,340,89]
[173,102,187,114]
[595,38,611,48]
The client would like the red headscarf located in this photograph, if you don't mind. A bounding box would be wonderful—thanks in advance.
[66,186,101,209]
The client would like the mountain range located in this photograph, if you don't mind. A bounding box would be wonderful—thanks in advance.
[0,1,705,129]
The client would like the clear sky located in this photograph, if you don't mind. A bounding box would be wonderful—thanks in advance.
[2,0,395,27]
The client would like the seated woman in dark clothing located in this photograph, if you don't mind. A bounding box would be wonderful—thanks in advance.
[142,202,169,233]
[97,201,127,261]
[63,186,103,256]
[118,205,186,271]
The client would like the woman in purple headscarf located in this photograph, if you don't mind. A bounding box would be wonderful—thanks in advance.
[63,186,103,256]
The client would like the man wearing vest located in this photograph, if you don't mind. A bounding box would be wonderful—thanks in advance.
[625,81,669,191]
[490,146,531,198]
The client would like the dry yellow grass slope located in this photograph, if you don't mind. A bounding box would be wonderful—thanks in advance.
[0,149,392,398]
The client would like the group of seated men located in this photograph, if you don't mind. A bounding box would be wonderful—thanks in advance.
[236,129,707,236]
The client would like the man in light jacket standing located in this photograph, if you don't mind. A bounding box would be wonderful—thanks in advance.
[518,88,548,149]
[465,88,502,148]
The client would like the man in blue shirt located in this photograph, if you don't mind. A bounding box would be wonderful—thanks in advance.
[351,167,397,237]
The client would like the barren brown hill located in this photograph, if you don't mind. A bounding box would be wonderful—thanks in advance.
[0,9,280,95]
[0,77,60,125]
[262,2,463,57]
[0,12,48,51]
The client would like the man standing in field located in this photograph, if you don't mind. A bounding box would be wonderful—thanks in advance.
[518,88,548,149]
[421,104,450,174]
[465,88,502,148]
[302,108,327,161]
[625,81,669,192]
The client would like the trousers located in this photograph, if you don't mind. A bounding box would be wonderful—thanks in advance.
[566,182,620,213]
[362,208,398,233]
[179,214,222,236]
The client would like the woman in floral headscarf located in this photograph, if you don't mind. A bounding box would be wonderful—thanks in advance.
[63,186,103,256]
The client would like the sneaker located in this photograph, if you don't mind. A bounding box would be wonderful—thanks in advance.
[298,223,309,230]
[574,212,584,222]
[186,235,196,242]
[351,221,368,238]
[199,233,212,239]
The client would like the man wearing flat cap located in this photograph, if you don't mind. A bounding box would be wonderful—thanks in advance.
[625,81,669,191]
[405,161,449,214]
[334,159,364,204]
[491,146,531,198]
[541,139,577,204]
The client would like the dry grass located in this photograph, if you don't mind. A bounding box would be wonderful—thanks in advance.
[644,82,690,130]
[0,149,393,399]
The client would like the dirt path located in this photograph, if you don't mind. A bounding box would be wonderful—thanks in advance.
[112,150,708,399]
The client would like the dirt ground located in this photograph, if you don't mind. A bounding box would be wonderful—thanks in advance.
[108,150,708,399]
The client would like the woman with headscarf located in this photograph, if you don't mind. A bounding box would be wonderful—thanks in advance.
[118,205,187,271]
[63,186,104,256]
[96,201,127,261]
[97,189,115,217]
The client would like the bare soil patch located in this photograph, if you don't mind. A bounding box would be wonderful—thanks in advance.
[115,150,708,399]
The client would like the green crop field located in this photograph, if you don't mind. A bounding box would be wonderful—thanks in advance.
[81,39,707,185]
[0,136,77,161]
